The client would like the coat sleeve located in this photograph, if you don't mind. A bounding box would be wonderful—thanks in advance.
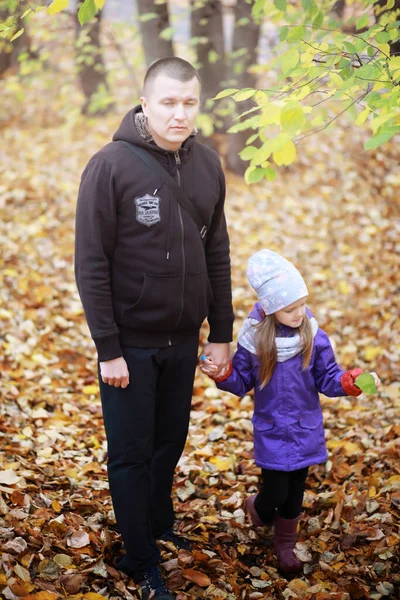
[205,158,234,343]
[74,157,122,362]
[216,344,256,396]
[312,330,346,397]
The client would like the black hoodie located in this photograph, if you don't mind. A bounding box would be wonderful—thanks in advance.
[75,106,234,361]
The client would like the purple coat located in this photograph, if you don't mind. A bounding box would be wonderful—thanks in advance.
[217,303,348,471]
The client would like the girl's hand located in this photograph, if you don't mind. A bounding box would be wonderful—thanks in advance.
[199,354,219,376]
[369,372,381,389]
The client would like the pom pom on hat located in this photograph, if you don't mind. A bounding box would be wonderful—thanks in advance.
[247,249,308,315]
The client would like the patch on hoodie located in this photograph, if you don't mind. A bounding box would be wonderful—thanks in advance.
[134,194,161,227]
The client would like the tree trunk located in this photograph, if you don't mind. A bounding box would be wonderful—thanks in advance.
[75,2,112,115]
[190,0,225,112]
[226,0,260,175]
[136,0,173,66]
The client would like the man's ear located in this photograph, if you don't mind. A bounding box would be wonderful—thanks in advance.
[140,96,147,117]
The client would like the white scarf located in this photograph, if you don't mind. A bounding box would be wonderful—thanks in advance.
[238,317,319,362]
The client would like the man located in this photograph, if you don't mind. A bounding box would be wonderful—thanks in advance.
[75,57,233,599]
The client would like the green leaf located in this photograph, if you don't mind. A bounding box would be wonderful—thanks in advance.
[265,167,276,181]
[312,11,324,28]
[386,0,395,8]
[139,12,158,22]
[214,88,239,100]
[280,102,305,133]
[364,128,398,150]
[239,146,258,161]
[356,15,369,30]
[274,0,287,11]
[343,41,357,54]
[159,26,174,41]
[246,133,259,145]
[354,373,377,395]
[287,26,305,43]
[78,0,97,25]
[281,50,299,74]
[10,28,24,42]
[245,167,267,184]
[376,31,390,43]
[233,89,256,101]
[47,0,68,15]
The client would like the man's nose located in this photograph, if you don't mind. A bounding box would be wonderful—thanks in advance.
[174,104,186,120]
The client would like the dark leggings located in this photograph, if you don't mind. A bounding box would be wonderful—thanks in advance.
[254,467,309,523]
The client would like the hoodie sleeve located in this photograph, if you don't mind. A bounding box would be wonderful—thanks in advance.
[74,157,122,362]
[216,343,256,396]
[205,159,234,343]
[312,329,346,397]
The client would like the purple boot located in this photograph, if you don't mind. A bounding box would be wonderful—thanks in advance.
[246,495,264,527]
[274,515,303,576]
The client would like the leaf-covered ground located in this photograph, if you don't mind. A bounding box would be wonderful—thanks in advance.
[0,73,399,600]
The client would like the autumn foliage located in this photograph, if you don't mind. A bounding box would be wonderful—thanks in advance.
[1,49,399,600]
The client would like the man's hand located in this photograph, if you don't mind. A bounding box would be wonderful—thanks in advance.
[100,356,130,388]
[200,342,231,378]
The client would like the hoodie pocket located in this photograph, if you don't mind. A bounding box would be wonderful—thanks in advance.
[178,270,213,330]
[121,273,183,330]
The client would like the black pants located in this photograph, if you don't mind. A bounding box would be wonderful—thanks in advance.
[99,337,199,576]
[254,467,309,523]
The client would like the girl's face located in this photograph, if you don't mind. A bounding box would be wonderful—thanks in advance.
[274,296,307,328]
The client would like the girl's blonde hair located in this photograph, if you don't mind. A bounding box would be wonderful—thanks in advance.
[255,313,314,388]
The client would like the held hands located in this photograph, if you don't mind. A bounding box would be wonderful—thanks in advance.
[199,342,232,382]
[341,368,381,397]
[100,356,130,388]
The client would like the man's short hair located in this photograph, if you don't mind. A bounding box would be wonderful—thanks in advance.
[143,57,201,94]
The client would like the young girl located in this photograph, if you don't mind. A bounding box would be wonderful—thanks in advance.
[201,249,380,576]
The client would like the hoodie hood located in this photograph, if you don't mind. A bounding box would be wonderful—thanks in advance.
[112,105,197,155]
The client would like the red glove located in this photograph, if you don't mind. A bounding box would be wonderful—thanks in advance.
[212,362,233,383]
[341,368,363,396]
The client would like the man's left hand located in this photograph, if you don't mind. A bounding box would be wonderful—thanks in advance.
[200,342,231,378]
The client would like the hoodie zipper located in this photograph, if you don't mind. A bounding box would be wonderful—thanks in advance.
[168,150,185,346]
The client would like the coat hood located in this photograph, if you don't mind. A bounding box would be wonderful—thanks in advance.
[112,105,196,155]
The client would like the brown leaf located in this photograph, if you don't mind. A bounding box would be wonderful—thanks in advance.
[58,574,85,594]
[182,568,211,587]
[67,530,90,548]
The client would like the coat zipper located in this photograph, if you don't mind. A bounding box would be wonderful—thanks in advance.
[169,151,184,346]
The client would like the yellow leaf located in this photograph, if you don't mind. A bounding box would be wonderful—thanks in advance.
[368,486,376,497]
[364,346,383,361]
[209,455,235,471]
[337,281,351,295]
[52,499,62,513]
[83,594,107,600]
[273,140,297,166]
[261,104,281,125]
[326,440,361,456]
[83,384,99,395]
[94,0,105,7]
[356,107,370,126]
[3,269,18,276]
[47,0,68,15]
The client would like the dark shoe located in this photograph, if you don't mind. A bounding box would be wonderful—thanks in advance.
[137,566,175,599]
[158,528,192,550]
[246,495,264,527]
[274,515,303,576]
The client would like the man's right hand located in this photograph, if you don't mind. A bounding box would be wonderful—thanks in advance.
[100,356,130,388]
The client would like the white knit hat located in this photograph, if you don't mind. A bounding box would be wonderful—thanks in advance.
[247,249,308,315]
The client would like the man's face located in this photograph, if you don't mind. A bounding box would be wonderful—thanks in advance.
[140,74,200,151]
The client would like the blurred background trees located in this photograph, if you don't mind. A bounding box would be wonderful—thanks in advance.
[1,0,399,176]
